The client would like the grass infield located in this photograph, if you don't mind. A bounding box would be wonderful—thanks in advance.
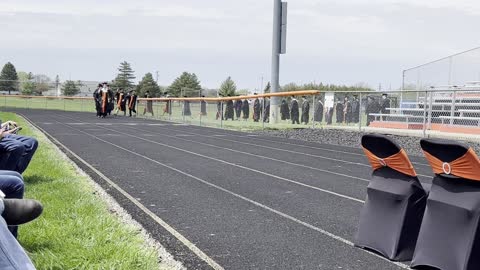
[1,112,162,269]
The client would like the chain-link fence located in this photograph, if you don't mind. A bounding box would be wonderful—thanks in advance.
[3,89,480,138]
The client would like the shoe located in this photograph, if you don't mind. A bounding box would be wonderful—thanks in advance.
[2,199,43,225]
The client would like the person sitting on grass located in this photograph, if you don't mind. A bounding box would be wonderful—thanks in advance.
[0,121,38,174]
[0,171,27,238]
[0,196,43,270]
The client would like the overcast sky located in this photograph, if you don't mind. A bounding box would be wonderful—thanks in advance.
[0,0,479,90]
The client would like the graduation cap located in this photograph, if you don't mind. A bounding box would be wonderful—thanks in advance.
[382,93,388,97]
[98,83,103,87]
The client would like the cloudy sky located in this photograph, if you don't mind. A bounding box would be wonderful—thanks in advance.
[0,0,479,90]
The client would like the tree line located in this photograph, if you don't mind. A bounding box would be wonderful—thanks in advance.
[0,61,373,98]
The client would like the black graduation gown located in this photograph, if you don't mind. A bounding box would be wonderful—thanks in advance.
[200,100,207,116]
[280,100,290,120]
[263,99,270,123]
[314,101,324,122]
[344,101,352,123]
[93,89,102,116]
[234,100,242,119]
[107,90,114,114]
[290,99,300,124]
[225,100,234,120]
[301,100,310,124]
[351,100,360,123]
[335,101,344,123]
[183,100,191,116]
[380,98,391,120]
[253,98,261,122]
[242,100,250,119]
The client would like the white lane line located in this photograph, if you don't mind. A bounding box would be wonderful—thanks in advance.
[71,118,365,204]
[184,125,431,167]
[49,117,408,269]
[152,125,434,179]
[113,125,370,184]
[22,115,224,270]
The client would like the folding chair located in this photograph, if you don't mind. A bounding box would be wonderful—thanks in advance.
[411,139,480,270]
[355,134,428,261]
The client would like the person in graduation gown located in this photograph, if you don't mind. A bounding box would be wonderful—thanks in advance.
[280,98,290,120]
[380,93,390,121]
[114,89,126,116]
[163,97,172,116]
[242,99,249,121]
[127,90,138,117]
[183,96,192,117]
[142,91,154,116]
[93,84,102,118]
[234,99,242,120]
[107,85,114,116]
[351,95,360,123]
[343,96,352,124]
[335,97,344,123]
[314,99,324,122]
[301,96,310,124]
[224,96,234,120]
[263,97,270,123]
[253,95,261,122]
[290,96,300,124]
[216,99,224,120]
[200,96,207,116]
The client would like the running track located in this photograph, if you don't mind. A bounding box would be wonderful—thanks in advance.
[16,109,434,270]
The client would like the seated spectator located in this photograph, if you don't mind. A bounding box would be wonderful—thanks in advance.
[0,171,26,237]
[0,197,43,270]
[0,121,38,174]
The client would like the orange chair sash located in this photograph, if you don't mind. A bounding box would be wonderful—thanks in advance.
[117,93,123,107]
[423,148,480,181]
[101,92,107,113]
[362,147,417,177]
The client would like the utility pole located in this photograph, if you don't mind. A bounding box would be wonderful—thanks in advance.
[270,0,288,124]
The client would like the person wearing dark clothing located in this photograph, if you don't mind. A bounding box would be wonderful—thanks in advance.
[242,99,249,120]
[183,97,192,117]
[143,91,154,116]
[216,101,224,120]
[114,89,126,116]
[335,98,344,123]
[290,97,300,124]
[280,99,290,120]
[314,100,324,122]
[127,91,138,117]
[234,99,242,120]
[224,98,234,120]
[99,83,112,118]
[380,94,391,121]
[253,97,261,122]
[93,84,102,117]
[326,107,334,125]
[366,96,381,126]
[107,88,114,116]
[351,95,360,123]
[343,96,352,124]
[301,97,310,124]
[163,99,172,116]
[263,98,270,123]
[200,96,207,116]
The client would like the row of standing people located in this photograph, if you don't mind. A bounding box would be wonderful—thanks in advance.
[162,93,390,126]
[93,83,138,118]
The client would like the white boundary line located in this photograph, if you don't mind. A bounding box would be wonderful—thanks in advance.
[57,114,365,204]
[21,115,224,270]
[48,116,409,269]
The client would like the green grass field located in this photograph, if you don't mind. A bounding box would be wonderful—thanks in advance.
[0,112,163,269]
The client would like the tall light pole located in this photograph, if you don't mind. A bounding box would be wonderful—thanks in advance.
[270,0,288,124]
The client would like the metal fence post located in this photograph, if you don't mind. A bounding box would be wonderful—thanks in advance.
[45,97,47,109]
[182,100,186,123]
[422,91,428,137]
[262,98,265,130]
[427,90,433,131]
[220,101,224,128]
[359,92,363,132]
[63,99,66,111]
[3,96,6,109]
[312,95,316,129]
[449,90,457,125]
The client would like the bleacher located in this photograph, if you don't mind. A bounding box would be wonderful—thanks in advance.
[369,88,480,134]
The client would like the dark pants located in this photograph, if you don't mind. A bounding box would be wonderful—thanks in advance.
[129,108,137,117]
[0,171,25,237]
[0,135,38,174]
